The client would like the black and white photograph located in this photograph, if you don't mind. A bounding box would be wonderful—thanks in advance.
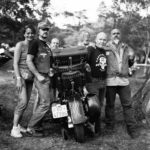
[0,0,150,149]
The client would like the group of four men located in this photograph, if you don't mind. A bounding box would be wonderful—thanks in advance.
[26,20,139,138]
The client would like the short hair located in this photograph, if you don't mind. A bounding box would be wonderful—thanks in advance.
[95,32,107,41]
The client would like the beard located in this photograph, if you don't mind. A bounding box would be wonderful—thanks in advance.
[113,38,120,45]
[41,35,47,39]
[42,33,48,38]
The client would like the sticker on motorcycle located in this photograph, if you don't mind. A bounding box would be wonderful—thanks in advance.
[52,104,68,119]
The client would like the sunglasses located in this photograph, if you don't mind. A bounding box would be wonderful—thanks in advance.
[113,32,120,35]
[41,28,49,31]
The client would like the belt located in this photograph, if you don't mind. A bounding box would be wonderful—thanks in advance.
[39,72,49,76]
[115,72,128,77]
[107,72,128,78]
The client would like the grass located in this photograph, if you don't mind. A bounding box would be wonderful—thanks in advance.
[0,70,150,150]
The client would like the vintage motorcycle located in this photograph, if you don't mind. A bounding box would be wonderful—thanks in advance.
[50,46,101,143]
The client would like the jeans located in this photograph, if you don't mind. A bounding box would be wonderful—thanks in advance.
[28,76,51,128]
[15,79,33,116]
[105,85,137,130]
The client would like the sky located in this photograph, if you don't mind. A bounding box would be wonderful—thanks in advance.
[44,0,113,28]
[50,0,113,28]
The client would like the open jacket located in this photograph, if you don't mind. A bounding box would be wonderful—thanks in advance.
[106,41,135,78]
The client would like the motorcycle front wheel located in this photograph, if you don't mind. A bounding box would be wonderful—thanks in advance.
[74,123,85,143]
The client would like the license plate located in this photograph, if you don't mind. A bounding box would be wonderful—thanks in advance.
[52,104,68,118]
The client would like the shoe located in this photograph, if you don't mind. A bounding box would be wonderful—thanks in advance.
[128,130,140,139]
[127,126,141,139]
[26,128,43,137]
[11,126,23,138]
[18,124,27,133]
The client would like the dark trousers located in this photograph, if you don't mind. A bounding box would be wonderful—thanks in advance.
[105,85,137,130]
[86,78,106,133]
[86,78,106,107]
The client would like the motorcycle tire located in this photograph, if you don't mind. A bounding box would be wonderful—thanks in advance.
[74,123,85,143]
[61,128,69,140]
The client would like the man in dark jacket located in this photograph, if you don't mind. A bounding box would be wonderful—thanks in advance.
[105,28,140,138]
[86,32,107,135]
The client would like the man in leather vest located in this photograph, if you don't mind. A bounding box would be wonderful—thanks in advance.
[26,19,53,136]
[105,28,140,138]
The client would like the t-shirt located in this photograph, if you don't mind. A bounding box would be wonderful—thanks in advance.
[87,46,107,80]
[28,39,53,73]
[28,39,47,56]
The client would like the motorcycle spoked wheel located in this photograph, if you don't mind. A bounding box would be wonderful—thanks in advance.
[74,123,85,143]
[61,127,69,140]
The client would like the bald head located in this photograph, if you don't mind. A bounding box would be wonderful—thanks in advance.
[95,32,107,48]
[51,38,59,50]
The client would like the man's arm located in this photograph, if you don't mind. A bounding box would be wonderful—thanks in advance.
[26,54,39,77]
[128,46,135,67]
[26,54,45,82]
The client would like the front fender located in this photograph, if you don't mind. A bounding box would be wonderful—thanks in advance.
[69,99,87,124]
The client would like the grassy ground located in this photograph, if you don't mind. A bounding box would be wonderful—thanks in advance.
[0,70,150,150]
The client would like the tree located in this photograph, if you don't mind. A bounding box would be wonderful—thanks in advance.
[0,0,35,21]
[34,0,51,20]
[0,0,53,45]
[55,10,88,31]
[97,1,114,29]
[0,16,22,44]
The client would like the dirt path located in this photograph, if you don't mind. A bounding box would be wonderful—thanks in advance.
[0,71,150,150]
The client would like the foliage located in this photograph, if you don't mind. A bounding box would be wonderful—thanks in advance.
[34,0,51,20]
[0,0,51,45]
[95,0,150,51]
[0,16,38,45]
[0,0,35,21]
[1,0,150,51]
[47,26,69,47]
[0,16,21,45]
[56,10,88,31]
